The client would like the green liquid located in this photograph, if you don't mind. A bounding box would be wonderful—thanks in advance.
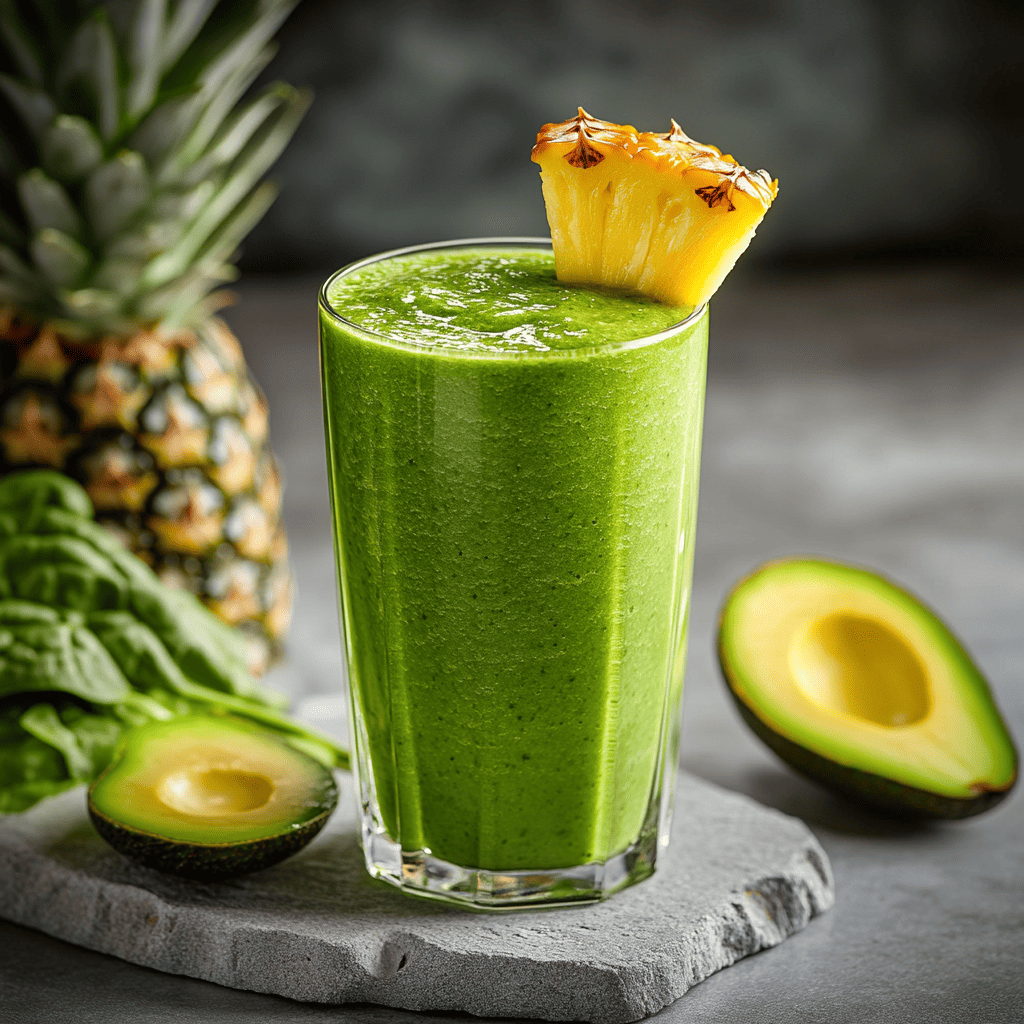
[320,245,707,870]
[327,248,686,352]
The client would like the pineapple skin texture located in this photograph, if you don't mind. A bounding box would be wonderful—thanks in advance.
[0,314,291,677]
[532,110,778,310]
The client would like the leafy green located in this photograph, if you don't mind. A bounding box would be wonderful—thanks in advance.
[20,703,95,777]
[0,603,132,703]
[0,467,93,520]
[0,701,79,812]
[0,471,347,813]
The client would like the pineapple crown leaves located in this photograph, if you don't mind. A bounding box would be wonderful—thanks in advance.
[0,0,308,338]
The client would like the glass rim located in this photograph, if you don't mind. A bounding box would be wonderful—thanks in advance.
[318,237,708,360]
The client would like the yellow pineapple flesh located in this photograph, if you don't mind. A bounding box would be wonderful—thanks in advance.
[531,109,778,309]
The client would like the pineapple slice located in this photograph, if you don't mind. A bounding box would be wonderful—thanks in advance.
[531,109,778,309]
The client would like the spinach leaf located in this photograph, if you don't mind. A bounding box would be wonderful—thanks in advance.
[28,508,253,694]
[0,610,132,704]
[17,704,124,783]
[0,535,130,610]
[57,706,123,777]
[0,600,62,626]
[0,727,73,814]
[20,704,94,779]
[0,469,93,523]
[129,585,255,696]
[87,611,195,693]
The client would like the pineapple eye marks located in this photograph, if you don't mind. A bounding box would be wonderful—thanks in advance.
[695,166,778,213]
[533,108,777,207]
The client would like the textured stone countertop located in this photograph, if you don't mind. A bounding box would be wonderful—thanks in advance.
[2,265,1022,1023]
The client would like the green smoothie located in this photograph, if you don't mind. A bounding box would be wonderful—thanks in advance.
[320,241,707,883]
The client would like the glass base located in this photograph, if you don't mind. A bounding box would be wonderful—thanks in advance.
[360,817,660,910]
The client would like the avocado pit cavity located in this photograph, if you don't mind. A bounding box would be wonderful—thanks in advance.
[789,612,931,729]
[157,767,275,817]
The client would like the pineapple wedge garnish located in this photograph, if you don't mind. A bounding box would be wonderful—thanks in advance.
[531,109,777,309]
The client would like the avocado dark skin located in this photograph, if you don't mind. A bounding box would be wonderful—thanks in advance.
[724,684,1016,820]
[88,714,339,880]
[87,805,335,881]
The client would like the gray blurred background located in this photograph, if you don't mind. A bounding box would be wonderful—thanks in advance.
[241,0,1023,271]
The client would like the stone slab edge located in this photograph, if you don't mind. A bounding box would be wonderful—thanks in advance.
[0,777,834,1023]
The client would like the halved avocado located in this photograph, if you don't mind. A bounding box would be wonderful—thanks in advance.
[88,714,338,880]
[718,559,1018,819]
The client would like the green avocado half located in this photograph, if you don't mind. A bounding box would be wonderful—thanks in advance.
[717,559,1018,819]
[88,714,338,880]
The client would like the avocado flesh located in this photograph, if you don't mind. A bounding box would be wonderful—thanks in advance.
[718,559,1017,818]
[88,714,338,879]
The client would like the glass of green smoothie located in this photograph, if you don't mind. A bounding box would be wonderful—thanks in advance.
[319,238,708,908]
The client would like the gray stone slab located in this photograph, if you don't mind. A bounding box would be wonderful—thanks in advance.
[0,772,832,1023]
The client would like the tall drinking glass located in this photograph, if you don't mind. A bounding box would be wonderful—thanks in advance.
[319,239,708,908]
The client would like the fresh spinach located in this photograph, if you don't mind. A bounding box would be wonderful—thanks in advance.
[0,471,347,813]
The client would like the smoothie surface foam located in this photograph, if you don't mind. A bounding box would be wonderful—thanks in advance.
[325,247,688,352]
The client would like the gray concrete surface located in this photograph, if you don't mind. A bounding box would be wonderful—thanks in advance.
[0,773,832,1023]
[1,265,1021,1022]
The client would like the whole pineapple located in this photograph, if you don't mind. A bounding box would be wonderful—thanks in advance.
[0,0,308,675]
